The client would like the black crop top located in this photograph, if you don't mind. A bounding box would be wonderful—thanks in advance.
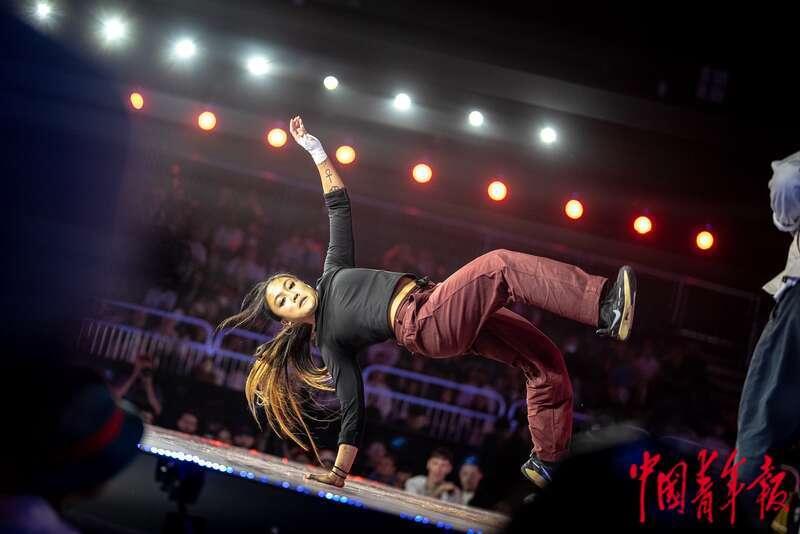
[313,188,417,447]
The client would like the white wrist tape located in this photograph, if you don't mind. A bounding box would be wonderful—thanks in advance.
[297,133,328,165]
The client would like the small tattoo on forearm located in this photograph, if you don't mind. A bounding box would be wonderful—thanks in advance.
[325,167,333,184]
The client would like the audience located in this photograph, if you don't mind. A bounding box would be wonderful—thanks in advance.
[404,448,462,503]
[74,156,766,514]
[176,411,200,435]
[457,458,484,507]
[112,353,163,422]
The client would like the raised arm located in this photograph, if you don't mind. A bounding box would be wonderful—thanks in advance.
[289,116,345,194]
[289,115,354,273]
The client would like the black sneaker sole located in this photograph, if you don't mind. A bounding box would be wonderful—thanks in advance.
[616,266,636,341]
[520,463,550,489]
[522,467,549,488]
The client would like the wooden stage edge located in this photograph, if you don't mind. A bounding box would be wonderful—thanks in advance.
[140,425,509,533]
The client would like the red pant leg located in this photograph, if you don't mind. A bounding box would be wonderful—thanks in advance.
[470,307,573,463]
[408,249,606,357]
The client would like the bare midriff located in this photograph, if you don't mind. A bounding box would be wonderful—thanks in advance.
[388,276,418,332]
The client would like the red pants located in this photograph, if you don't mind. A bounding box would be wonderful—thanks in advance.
[392,249,607,462]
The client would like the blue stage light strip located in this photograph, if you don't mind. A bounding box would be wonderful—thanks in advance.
[137,443,461,530]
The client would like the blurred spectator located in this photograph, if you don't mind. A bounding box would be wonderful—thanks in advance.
[112,353,163,420]
[368,453,400,487]
[405,405,430,433]
[363,441,388,473]
[211,218,245,260]
[225,365,249,392]
[192,356,224,385]
[156,308,183,338]
[458,458,484,507]
[233,426,257,450]
[176,411,199,435]
[271,235,308,275]
[365,371,393,420]
[224,237,267,293]
[216,428,233,445]
[143,285,177,310]
[404,448,461,503]
[455,369,484,407]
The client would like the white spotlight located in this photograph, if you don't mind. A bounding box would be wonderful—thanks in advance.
[468,110,484,127]
[101,16,126,43]
[35,2,52,19]
[323,76,339,90]
[539,126,558,145]
[173,38,197,60]
[393,93,411,111]
[246,55,270,76]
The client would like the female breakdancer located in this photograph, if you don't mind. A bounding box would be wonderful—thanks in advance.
[218,116,637,489]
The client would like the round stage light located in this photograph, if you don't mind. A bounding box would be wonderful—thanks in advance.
[129,92,144,110]
[174,38,197,59]
[266,128,287,147]
[393,93,411,111]
[336,146,356,165]
[323,76,339,90]
[412,163,432,183]
[696,230,714,250]
[488,180,508,201]
[634,215,653,235]
[246,55,269,76]
[197,111,216,131]
[565,199,584,220]
[468,111,484,127]
[35,2,52,19]
[100,16,126,44]
[539,127,558,145]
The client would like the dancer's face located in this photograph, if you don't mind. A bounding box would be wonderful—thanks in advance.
[265,275,318,322]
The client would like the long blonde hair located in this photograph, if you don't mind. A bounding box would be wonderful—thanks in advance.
[217,274,334,464]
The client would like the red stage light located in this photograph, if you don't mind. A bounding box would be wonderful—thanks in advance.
[634,216,653,235]
[565,199,584,220]
[488,180,508,201]
[412,163,432,183]
[696,230,714,250]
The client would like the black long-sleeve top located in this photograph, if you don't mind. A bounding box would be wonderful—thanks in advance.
[313,188,417,447]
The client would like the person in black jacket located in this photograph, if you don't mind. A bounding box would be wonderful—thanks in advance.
[218,116,638,491]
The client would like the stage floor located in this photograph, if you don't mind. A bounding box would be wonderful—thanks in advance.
[140,425,509,533]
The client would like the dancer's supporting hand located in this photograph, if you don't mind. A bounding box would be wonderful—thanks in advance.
[289,115,328,165]
[305,470,345,488]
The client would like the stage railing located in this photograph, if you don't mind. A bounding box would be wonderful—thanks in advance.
[80,300,214,375]
[362,364,506,443]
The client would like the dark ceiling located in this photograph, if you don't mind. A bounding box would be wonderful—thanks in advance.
[27,0,799,289]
